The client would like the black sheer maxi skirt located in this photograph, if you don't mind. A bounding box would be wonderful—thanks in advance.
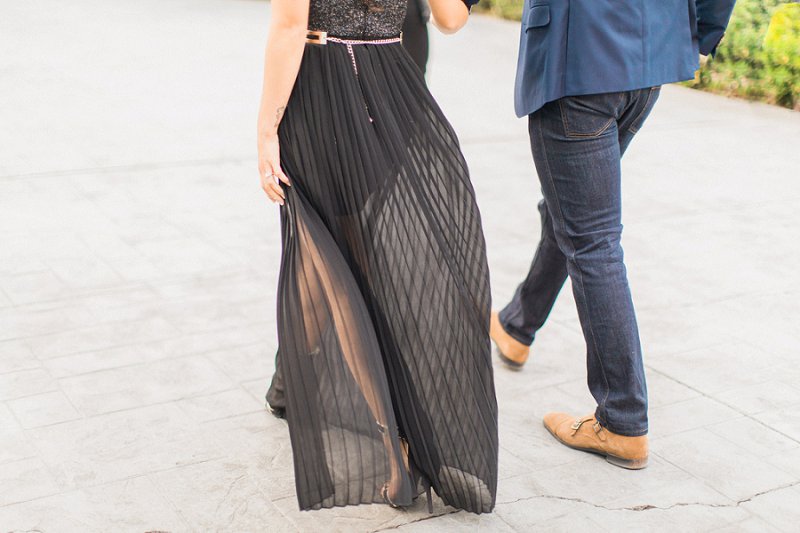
[276,39,498,514]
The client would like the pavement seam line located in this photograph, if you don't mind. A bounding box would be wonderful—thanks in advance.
[0,156,251,181]
[369,509,462,531]
[494,479,800,512]
[645,365,800,446]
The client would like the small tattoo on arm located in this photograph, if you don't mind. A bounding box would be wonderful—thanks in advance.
[274,105,286,128]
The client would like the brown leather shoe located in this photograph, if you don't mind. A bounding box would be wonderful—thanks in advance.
[543,412,648,470]
[490,311,530,369]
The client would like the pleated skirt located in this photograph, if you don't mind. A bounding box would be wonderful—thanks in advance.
[276,39,498,514]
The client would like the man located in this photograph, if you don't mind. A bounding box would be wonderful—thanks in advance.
[265,0,433,419]
[491,0,736,469]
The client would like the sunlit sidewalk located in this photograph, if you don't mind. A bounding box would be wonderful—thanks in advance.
[1,1,799,531]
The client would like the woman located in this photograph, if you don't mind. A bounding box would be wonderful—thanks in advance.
[264,0,430,423]
[256,0,497,514]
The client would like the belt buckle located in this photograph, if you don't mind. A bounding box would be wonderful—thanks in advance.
[306,30,327,45]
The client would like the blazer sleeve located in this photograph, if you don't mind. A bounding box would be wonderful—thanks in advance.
[696,0,737,56]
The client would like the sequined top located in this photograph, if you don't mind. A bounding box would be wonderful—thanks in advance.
[308,0,407,39]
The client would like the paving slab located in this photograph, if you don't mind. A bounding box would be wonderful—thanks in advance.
[1,0,798,531]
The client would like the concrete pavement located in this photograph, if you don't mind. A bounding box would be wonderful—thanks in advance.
[1,1,799,531]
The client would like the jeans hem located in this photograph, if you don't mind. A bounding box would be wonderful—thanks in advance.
[497,311,535,347]
[595,411,648,437]
[605,426,648,437]
[595,417,648,437]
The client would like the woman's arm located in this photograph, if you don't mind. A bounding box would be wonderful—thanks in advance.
[257,0,310,205]
[428,0,470,34]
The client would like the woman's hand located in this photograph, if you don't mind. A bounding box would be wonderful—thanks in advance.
[255,0,309,206]
[258,132,291,206]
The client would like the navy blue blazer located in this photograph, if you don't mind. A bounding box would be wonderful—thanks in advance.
[514,0,737,117]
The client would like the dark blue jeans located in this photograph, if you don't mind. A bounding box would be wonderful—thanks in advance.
[499,88,661,437]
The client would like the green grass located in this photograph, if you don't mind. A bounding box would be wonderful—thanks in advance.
[690,0,800,110]
[472,0,523,20]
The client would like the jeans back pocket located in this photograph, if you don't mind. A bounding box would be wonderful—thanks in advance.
[557,92,624,138]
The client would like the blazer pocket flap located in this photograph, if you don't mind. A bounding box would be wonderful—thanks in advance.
[525,5,550,30]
